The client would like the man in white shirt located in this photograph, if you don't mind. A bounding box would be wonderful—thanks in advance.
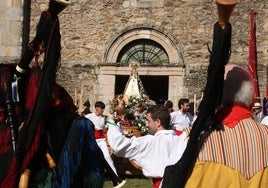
[170,98,194,135]
[85,101,118,176]
[107,105,187,188]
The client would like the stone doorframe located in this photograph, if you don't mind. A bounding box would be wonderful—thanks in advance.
[97,66,185,112]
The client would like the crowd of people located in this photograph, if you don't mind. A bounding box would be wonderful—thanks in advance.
[1,0,268,187]
[2,68,267,187]
[78,74,268,187]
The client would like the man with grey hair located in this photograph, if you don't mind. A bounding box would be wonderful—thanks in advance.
[183,65,268,187]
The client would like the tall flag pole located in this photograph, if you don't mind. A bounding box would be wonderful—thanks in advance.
[248,9,259,102]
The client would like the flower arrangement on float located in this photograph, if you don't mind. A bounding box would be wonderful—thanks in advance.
[109,94,150,136]
[125,95,150,135]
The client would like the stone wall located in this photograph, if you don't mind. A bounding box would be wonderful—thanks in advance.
[0,0,23,62]
[1,0,267,108]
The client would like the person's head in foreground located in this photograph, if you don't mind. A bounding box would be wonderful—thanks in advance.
[145,105,171,134]
[222,64,255,109]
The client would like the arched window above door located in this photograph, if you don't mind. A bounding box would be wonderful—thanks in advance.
[104,27,184,66]
[117,39,169,66]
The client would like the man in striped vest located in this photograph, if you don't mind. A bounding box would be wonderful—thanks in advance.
[184,65,268,188]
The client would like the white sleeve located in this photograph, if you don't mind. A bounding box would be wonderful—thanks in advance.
[106,120,140,160]
[170,112,175,125]
[261,116,268,126]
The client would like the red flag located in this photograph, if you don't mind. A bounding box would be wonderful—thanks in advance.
[248,9,259,102]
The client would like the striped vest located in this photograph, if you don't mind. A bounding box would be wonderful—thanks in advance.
[197,118,268,179]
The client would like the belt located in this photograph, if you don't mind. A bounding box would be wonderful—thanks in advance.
[94,130,105,139]
[152,178,162,188]
[175,130,183,136]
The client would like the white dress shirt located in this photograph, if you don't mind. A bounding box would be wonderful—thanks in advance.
[85,113,106,131]
[170,110,194,131]
[107,121,187,178]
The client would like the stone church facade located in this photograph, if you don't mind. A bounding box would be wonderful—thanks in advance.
[0,0,267,112]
